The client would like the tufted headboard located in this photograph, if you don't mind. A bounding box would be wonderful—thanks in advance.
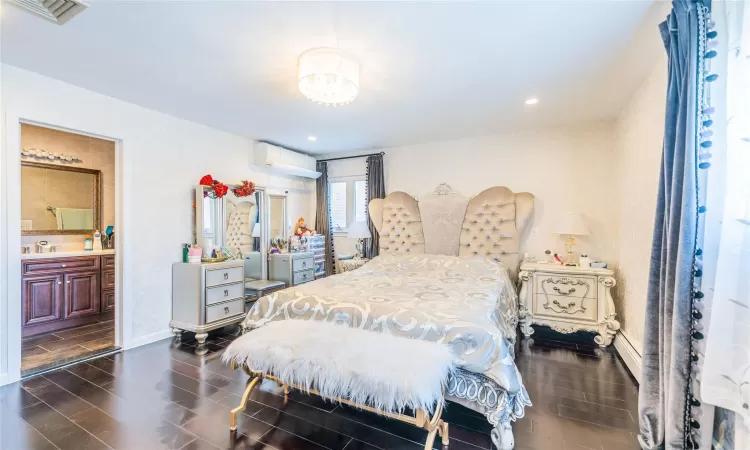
[226,200,257,256]
[369,184,534,280]
[369,191,425,255]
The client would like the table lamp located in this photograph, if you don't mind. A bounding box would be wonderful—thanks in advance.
[553,212,588,266]
[347,220,371,259]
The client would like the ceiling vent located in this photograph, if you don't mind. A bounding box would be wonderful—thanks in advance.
[8,0,88,24]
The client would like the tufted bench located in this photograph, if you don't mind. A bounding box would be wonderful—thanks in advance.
[223,320,454,449]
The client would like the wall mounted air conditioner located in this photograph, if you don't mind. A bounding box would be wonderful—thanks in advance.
[253,142,321,179]
[8,0,88,24]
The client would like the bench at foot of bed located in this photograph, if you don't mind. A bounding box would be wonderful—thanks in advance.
[222,320,463,449]
[229,371,451,449]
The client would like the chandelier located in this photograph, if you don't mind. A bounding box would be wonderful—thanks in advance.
[298,48,360,106]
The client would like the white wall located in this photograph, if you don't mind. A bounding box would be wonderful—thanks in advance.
[0,64,313,385]
[611,59,667,357]
[321,123,620,264]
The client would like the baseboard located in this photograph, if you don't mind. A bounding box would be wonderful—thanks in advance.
[613,333,642,384]
[126,329,173,350]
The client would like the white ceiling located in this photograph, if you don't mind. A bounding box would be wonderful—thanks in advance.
[1,0,667,154]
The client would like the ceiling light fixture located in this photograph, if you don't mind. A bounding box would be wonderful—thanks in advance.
[524,97,539,105]
[308,136,317,142]
[298,48,360,106]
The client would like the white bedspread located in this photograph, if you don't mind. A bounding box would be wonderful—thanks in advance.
[243,254,523,398]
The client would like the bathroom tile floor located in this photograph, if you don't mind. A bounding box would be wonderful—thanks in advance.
[3,326,642,449]
[21,319,116,377]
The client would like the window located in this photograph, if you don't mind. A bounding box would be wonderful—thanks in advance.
[328,181,348,230]
[328,178,368,232]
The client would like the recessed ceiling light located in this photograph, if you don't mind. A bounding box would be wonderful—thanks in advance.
[308,136,317,142]
[525,97,539,105]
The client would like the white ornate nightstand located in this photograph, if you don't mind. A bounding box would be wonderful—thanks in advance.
[518,262,620,347]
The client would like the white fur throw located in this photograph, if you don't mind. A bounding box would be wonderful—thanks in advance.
[222,320,456,414]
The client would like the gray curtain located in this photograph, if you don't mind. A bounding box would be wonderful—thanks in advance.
[364,154,384,258]
[315,161,335,276]
[639,2,707,449]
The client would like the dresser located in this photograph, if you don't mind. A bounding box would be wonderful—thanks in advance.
[268,252,315,287]
[21,252,115,337]
[518,262,620,347]
[171,260,246,344]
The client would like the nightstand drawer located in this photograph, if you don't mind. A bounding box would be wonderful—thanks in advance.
[293,257,314,272]
[206,266,243,287]
[206,282,244,306]
[206,299,244,323]
[293,269,314,285]
[535,274,596,299]
[534,294,597,322]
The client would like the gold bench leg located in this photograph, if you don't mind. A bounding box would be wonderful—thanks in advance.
[439,421,449,446]
[229,375,261,432]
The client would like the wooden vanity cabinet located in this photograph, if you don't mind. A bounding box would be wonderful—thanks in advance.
[22,254,115,337]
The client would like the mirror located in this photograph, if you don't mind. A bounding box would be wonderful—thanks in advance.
[269,195,287,241]
[21,162,101,235]
[195,184,267,279]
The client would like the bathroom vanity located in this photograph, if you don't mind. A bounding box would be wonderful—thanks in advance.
[21,250,115,337]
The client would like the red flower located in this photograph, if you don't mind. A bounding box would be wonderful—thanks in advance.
[213,183,228,198]
[232,180,256,197]
[199,174,214,186]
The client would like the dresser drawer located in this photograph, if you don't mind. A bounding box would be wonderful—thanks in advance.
[206,282,244,306]
[23,256,100,275]
[534,294,597,322]
[205,299,244,323]
[205,266,243,287]
[535,274,596,299]
[293,257,314,272]
[293,269,314,285]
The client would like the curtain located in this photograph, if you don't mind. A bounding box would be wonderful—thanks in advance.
[364,154,384,258]
[639,2,712,449]
[700,1,750,449]
[315,161,335,276]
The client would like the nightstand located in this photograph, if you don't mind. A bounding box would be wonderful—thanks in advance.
[518,262,620,347]
[336,258,370,273]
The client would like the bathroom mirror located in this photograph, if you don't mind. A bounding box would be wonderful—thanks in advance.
[21,162,101,235]
[269,194,287,241]
[195,184,268,279]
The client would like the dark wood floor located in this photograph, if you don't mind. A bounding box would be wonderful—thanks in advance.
[21,319,116,377]
[0,327,641,450]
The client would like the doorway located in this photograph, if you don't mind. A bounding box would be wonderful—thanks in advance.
[19,123,119,376]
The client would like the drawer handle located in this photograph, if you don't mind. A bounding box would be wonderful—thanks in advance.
[224,306,230,313]
[302,274,307,279]
[61,264,67,268]
[224,289,229,297]
[546,299,586,314]
[223,273,229,280]
[58,281,62,285]
[553,286,576,296]
[302,262,307,267]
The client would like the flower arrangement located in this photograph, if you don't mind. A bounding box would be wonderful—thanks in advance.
[232,180,256,197]
[199,174,229,199]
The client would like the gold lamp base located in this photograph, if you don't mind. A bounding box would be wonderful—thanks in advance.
[564,235,578,266]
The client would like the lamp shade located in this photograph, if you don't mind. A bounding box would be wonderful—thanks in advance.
[553,212,588,236]
[298,48,360,106]
[347,220,372,239]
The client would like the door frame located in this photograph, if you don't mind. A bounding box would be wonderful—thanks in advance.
[1,114,126,385]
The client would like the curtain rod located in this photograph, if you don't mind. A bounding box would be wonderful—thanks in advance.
[317,152,384,163]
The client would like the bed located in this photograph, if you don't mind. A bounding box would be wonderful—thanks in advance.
[242,183,534,448]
